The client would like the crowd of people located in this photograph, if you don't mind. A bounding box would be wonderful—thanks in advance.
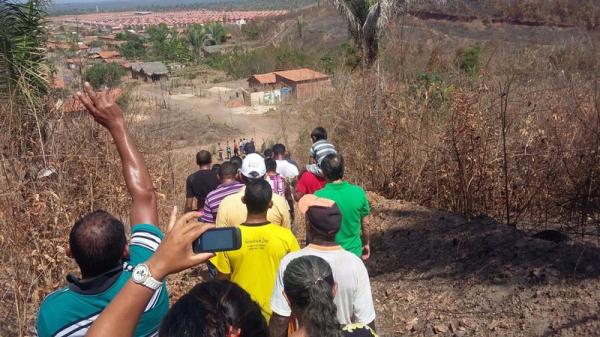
[218,138,257,161]
[35,83,377,337]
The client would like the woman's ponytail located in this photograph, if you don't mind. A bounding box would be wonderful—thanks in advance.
[283,256,342,337]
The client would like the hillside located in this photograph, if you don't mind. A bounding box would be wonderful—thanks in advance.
[366,194,600,336]
[165,193,600,337]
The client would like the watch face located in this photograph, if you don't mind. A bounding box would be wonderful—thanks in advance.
[132,264,149,283]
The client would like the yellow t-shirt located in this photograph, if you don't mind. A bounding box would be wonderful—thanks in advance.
[215,186,291,228]
[212,223,300,322]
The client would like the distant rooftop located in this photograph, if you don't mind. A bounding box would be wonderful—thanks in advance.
[275,68,329,82]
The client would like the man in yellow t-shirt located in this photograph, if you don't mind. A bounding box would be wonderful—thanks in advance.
[216,153,291,228]
[213,179,300,322]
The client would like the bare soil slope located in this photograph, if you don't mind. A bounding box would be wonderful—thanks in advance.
[366,193,600,337]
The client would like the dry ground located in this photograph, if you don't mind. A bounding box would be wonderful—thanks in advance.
[167,192,600,337]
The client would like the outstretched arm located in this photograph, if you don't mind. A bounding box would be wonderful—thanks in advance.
[77,83,157,226]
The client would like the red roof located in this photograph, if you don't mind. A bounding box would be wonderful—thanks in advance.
[61,88,123,114]
[97,51,120,59]
[250,73,277,85]
[274,68,329,83]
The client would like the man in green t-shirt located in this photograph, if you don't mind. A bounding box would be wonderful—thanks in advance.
[314,153,371,260]
[36,83,168,337]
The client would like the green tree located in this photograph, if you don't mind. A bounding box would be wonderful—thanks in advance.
[187,24,207,58]
[84,62,126,88]
[119,33,146,59]
[205,22,227,44]
[146,24,191,63]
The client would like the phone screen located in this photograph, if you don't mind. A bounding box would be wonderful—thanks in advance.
[202,230,235,250]
[193,227,241,253]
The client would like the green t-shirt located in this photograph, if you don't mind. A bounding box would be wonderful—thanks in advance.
[36,224,168,337]
[315,181,370,257]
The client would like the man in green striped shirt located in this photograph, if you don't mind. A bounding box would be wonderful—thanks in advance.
[36,83,168,337]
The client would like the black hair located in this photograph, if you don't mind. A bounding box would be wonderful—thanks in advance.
[320,153,344,181]
[197,150,212,166]
[69,210,126,278]
[160,280,268,337]
[272,143,286,156]
[263,148,273,159]
[219,162,237,179]
[311,127,327,141]
[230,156,243,170]
[283,256,341,337]
[212,164,221,174]
[243,179,272,214]
[265,157,277,172]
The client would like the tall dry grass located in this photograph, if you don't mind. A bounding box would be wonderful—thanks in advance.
[297,23,600,239]
[0,85,199,336]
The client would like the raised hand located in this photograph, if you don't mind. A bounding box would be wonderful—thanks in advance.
[76,82,124,129]
[146,207,216,280]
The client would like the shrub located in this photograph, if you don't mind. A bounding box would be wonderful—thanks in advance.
[457,45,482,77]
[84,62,126,88]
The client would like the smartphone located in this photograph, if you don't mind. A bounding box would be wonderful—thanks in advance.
[193,227,242,254]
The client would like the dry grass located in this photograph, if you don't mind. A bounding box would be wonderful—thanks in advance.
[0,84,199,336]
[297,23,600,240]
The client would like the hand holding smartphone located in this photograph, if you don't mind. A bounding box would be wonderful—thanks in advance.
[193,227,242,254]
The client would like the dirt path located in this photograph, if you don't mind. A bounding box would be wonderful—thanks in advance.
[133,82,302,153]
[366,194,600,337]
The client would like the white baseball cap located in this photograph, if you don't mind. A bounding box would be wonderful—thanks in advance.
[240,153,266,178]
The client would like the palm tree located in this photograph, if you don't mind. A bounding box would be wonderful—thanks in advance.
[327,0,404,67]
[0,0,50,155]
[0,0,49,101]
[187,24,206,57]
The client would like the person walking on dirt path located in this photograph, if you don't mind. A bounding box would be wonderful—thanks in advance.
[200,162,244,224]
[234,139,239,157]
[273,144,299,179]
[315,153,371,260]
[82,210,268,337]
[265,158,289,198]
[216,153,291,229]
[273,144,298,220]
[36,83,168,337]
[185,150,219,212]
[245,138,256,155]
[230,156,243,172]
[285,150,299,168]
[269,195,376,337]
[264,148,273,159]
[225,141,232,160]
[240,138,246,156]
[294,169,327,201]
[277,256,378,337]
[212,179,300,322]
[217,142,224,161]
[307,127,337,177]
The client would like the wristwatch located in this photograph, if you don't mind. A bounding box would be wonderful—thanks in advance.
[131,263,162,290]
